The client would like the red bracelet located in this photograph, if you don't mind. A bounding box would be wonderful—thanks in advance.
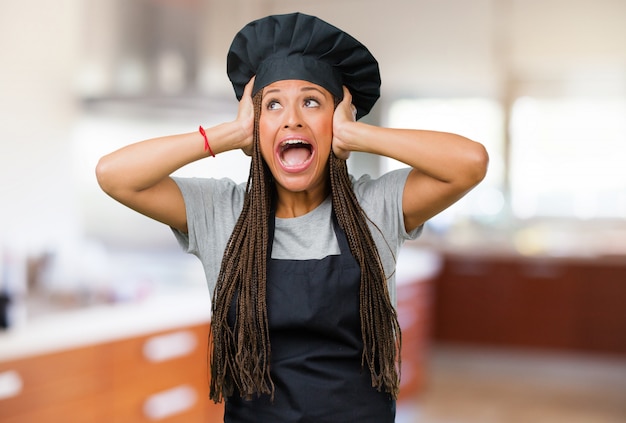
[199,126,215,157]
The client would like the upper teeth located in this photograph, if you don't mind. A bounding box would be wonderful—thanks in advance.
[282,139,308,146]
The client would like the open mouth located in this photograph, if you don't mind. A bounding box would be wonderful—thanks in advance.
[279,139,314,169]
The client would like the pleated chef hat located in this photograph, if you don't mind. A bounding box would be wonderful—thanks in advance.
[227,12,381,120]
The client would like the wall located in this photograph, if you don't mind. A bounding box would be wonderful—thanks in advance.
[0,0,83,252]
[1,0,625,251]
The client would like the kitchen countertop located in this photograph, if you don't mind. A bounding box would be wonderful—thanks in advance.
[0,246,442,363]
[0,288,212,362]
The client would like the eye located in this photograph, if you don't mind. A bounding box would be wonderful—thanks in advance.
[303,97,321,108]
[266,99,282,110]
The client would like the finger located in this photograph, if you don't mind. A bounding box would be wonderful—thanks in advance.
[243,76,256,98]
[342,85,352,101]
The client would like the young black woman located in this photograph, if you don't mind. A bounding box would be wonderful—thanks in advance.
[96,13,488,422]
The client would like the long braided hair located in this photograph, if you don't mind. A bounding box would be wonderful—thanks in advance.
[209,90,401,403]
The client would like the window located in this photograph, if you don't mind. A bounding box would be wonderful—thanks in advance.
[510,97,626,219]
[385,98,505,227]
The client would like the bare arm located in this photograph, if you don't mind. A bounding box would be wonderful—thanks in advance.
[333,87,489,232]
[96,80,255,233]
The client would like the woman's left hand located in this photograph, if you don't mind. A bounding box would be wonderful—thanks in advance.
[332,86,358,160]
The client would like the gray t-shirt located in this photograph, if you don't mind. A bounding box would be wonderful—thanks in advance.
[171,168,421,307]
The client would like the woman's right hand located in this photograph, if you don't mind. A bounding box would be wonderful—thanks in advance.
[236,77,256,156]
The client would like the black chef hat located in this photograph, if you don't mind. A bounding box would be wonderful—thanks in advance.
[227,12,381,120]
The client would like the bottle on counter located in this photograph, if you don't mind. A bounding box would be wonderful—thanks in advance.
[0,245,27,330]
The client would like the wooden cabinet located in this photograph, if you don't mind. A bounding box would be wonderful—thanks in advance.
[432,253,626,355]
[0,323,224,423]
[0,345,104,423]
[396,279,432,400]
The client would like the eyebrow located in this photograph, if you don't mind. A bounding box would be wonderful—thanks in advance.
[263,86,326,98]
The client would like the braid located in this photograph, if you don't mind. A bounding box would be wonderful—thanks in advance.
[329,153,402,398]
[209,91,274,402]
[209,92,401,402]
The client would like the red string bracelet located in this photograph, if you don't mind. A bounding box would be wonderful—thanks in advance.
[199,125,215,157]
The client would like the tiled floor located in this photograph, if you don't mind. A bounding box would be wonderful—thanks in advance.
[396,344,626,423]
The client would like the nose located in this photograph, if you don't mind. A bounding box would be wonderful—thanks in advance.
[283,105,304,129]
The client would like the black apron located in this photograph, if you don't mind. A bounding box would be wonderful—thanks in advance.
[224,211,395,422]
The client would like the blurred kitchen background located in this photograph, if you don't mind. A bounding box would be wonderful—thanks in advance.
[1,0,625,422]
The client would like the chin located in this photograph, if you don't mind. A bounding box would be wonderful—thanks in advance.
[275,177,313,193]
[275,172,325,193]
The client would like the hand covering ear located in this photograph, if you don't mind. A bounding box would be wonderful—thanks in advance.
[236,77,256,156]
[332,86,357,160]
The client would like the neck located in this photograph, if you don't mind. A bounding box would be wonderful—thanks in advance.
[274,184,329,218]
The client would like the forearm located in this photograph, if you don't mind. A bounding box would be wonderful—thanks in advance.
[338,121,488,185]
[334,120,488,231]
[96,121,247,194]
